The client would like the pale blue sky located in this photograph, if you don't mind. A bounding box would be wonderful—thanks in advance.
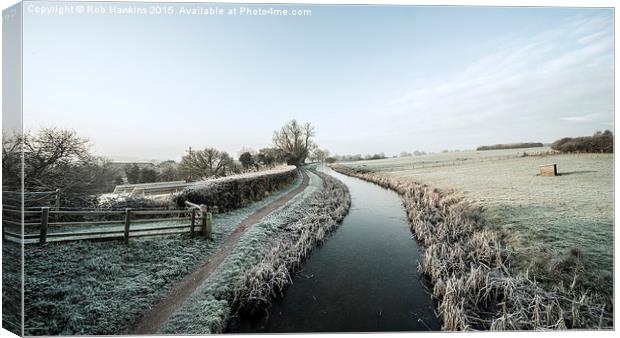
[20,2,614,161]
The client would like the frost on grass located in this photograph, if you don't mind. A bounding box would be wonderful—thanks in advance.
[343,149,613,290]
[331,164,612,330]
[160,169,351,334]
[174,165,298,212]
[23,173,304,335]
[2,242,22,335]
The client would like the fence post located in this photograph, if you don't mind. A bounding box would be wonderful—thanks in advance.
[40,207,49,245]
[124,208,132,244]
[190,208,196,237]
[200,205,207,237]
[206,212,213,240]
[54,189,61,211]
[200,205,212,239]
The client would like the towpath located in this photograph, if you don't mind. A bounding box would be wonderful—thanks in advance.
[128,170,310,334]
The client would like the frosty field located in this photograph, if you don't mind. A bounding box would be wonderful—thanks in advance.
[341,148,614,290]
[21,173,306,335]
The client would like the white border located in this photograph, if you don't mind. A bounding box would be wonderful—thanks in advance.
[0,1,616,338]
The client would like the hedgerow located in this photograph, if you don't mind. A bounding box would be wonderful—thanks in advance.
[477,142,543,151]
[173,166,298,212]
[551,130,613,153]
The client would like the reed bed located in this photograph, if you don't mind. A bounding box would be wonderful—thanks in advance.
[232,170,351,315]
[330,164,612,330]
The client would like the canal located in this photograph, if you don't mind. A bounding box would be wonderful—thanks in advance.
[227,166,439,332]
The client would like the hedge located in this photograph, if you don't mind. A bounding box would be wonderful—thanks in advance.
[173,166,298,213]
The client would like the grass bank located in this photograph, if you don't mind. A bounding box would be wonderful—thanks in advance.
[160,169,351,333]
[1,241,22,335]
[330,164,612,330]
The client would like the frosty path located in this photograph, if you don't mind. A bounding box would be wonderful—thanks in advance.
[128,170,310,334]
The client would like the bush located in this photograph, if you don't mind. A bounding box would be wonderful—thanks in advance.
[173,167,298,213]
[551,130,613,153]
[477,142,544,151]
[97,195,175,210]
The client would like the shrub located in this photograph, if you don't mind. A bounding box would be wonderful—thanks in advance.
[173,167,298,213]
[97,195,175,210]
[551,131,613,153]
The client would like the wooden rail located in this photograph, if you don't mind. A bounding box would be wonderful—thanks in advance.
[2,205,213,245]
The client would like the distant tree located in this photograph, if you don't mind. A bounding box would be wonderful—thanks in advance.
[325,157,337,164]
[158,160,180,182]
[139,168,159,183]
[400,151,412,157]
[237,147,256,157]
[551,130,613,153]
[273,120,316,166]
[367,153,386,160]
[125,164,142,184]
[477,142,544,151]
[179,147,234,180]
[239,152,255,170]
[311,148,330,163]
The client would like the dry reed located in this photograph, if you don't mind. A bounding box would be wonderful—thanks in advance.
[231,170,351,315]
[330,164,612,330]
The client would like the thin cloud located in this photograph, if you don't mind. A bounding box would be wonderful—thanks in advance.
[560,113,603,123]
[392,13,613,136]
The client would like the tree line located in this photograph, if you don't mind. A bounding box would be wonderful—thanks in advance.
[551,130,613,153]
[476,142,544,151]
[1,120,323,205]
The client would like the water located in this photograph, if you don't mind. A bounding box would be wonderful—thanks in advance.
[227,167,440,332]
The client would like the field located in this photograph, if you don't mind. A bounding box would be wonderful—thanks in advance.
[341,148,614,290]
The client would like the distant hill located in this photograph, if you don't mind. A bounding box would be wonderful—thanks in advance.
[476,142,544,151]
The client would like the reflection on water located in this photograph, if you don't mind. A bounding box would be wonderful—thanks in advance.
[228,167,439,332]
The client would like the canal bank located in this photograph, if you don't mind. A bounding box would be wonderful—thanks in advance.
[227,166,439,332]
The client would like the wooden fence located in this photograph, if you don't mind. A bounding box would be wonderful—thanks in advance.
[2,189,61,209]
[2,202,213,245]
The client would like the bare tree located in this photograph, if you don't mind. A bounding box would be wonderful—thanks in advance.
[2,128,120,207]
[272,120,316,166]
[179,147,234,180]
[2,132,22,190]
[22,128,91,187]
[158,160,180,182]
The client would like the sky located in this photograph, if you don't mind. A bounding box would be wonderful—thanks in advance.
[15,2,614,161]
